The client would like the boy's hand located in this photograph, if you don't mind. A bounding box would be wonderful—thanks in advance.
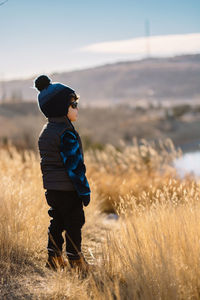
[81,194,90,207]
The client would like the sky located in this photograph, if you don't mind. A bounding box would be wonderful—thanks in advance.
[0,0,200,80]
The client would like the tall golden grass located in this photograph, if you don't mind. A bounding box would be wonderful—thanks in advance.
[0,139,200,299]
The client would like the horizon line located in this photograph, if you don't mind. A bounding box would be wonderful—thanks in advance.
[1,51,200,83]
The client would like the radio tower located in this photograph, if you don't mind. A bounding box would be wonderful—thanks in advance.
[0,73,6,103]
[145,19,151,58]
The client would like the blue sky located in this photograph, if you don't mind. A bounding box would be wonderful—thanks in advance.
[0,0,200,80]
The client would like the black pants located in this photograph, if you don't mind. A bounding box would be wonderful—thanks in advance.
[45,190,85,260]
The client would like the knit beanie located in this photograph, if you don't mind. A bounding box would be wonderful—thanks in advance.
[35,75,78,118]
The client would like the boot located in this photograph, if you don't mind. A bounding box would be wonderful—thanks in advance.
[68,255,90,276]
[46,255,68,271]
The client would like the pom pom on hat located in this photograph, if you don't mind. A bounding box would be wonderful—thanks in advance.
[35,75,51,91]
[34,74,77,118]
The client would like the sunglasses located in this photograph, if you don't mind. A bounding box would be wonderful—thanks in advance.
[70,101,78,109]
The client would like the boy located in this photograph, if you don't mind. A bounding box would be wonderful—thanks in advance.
[35,75,91,272]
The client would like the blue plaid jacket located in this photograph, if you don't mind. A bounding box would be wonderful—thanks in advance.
[60,129,91,206]
[38,116,91,206]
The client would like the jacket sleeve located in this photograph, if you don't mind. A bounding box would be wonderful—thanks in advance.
[60,130,91,206]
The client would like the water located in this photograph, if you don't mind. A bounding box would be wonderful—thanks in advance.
[174,151,200,177]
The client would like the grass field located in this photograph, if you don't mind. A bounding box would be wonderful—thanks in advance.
[0,139,200,299]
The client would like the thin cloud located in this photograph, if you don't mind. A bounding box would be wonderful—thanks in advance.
[0,0,8,6]
[81,33,200,57]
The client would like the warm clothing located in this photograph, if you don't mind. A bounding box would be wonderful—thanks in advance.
[38,116,91,206]
[45,190,85,260]
[35,75,90,264]
[35,75,79,118]
[38,83,75,117]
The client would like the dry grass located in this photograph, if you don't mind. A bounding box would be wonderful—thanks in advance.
[0,140,200,299]
[86,138,184,212]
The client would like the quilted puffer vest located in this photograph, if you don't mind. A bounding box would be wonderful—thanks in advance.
[38,116,84,191]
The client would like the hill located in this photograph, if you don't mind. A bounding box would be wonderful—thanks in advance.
[1,54,200,106]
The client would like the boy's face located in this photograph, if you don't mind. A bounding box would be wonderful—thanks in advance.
[67,100,79,122]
